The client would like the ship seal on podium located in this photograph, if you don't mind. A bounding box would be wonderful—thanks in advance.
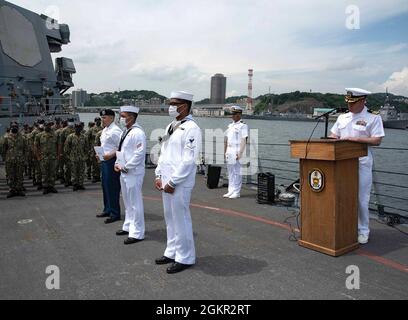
[309,169,324,192]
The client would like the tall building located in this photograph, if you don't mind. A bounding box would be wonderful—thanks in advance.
[71,89,89,108]
[210,73,226,104]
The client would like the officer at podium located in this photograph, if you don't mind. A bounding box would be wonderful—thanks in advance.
[330,88,385,244]
[223,106,249,199]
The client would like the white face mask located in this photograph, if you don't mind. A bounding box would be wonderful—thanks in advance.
[168,105,180,118]
[120,117,127,128]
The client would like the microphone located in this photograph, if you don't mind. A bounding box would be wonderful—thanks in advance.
[313,107,347,139]
[314,107,347,120]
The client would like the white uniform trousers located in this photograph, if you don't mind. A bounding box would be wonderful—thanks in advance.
[358,162,372,237]
[227,161,242,195]
[162,186,196,265]
[120,174,145,240]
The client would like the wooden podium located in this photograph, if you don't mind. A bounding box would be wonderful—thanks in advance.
[290,139,367,256]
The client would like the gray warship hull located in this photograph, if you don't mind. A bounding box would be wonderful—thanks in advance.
[0,0,77,135]
[383,119,408,130]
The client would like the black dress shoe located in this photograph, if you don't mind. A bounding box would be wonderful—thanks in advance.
[104,217,121,224]
[49,187,58,194]
[17,191,26,197]
[116,230,129,236]
[96,213,109,218]
[124,237,143,245]
[78,185,86,190]
[37,185,43,190]
[6,191,17,199]
[166,262,193,274]
[72,185,78,191]
[43,189,49,195]
[155,256,175,265]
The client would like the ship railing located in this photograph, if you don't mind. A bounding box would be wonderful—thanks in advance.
[0,96,12,117]
[0,96,74,118]
[39,97,74,116]
[189,142,408,220]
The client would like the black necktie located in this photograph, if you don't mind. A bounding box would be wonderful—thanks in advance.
[118,128,132,151]
[168,119,188,136]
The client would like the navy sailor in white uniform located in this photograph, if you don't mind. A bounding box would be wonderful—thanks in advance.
[154,91,202,274]
[224,106,249,199]
[330,88,385,245]
[114,106,146,245]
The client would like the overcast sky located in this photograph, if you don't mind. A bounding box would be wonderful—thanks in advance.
[10,0,408,99]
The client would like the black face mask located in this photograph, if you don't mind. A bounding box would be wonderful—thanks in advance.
[11,128,18,134]
[75,128,82,135]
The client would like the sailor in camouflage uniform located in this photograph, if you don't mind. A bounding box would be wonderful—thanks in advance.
[53,118,63,182]
[56,120,68,183]
[65,122,88,191]
[2,123,26,198]
[22,124,31,178]
[85,121,95,180]
[59,119,75,187]
[35,121,58,195]
[31,120,44,189]
[90,117,103,182]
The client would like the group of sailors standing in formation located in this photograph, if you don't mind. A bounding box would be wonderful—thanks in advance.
[0,87,384,272]
[0,116,103,197]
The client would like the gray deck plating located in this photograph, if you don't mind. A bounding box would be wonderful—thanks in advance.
[0,167,407,300]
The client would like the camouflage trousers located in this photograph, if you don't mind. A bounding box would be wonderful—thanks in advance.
[58,156,66,181]
[34,159,42,185]
[41,159,56,188]
[55,158,62,180]
[6,160,24,192]
[64,159,72,185]
[86,156,92,178]
[91,153,100,179]
[71,161,85,187]
[25,155,33,178]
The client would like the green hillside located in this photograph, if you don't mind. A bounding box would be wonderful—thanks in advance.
[84,90,167,107]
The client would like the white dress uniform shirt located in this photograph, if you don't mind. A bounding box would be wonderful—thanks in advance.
[155,115,202,187]
[225,120,249,164]
[117,122,146,240]
[119,123,146,176]
[331,106,385,237]
[155,115,202,265]
[100,122,122,158]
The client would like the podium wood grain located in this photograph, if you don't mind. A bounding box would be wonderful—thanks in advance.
[290,139,367,256]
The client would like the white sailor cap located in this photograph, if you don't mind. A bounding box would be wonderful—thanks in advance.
[230,105,244,114]
[120,105,140,114]
[345,88,372,103]
[170,91,194,102]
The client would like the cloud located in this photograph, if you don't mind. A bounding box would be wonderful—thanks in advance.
[130,63,209,84]
[380,67,408,96]
[8,0,408,99]
[384,43,408,54]
[324,57,365,71]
